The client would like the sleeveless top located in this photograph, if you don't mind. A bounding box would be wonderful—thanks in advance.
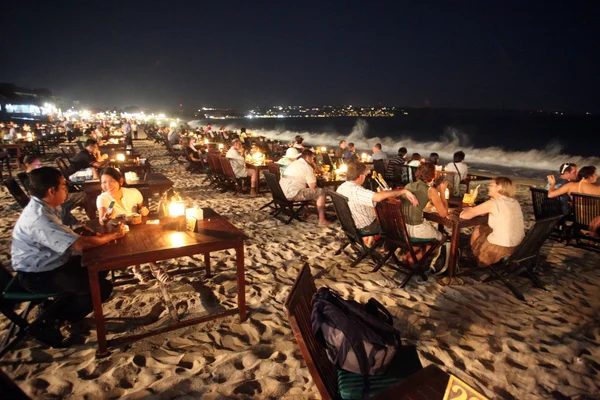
[487,197,525,247]
[404,180,430,225]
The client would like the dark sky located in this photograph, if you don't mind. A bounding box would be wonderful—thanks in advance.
[3,1,599,112]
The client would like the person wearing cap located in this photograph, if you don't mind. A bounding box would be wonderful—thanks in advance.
[546,163,577,215]
[280,149,331,225]
[277,147,301,173]
[337,162,418,238]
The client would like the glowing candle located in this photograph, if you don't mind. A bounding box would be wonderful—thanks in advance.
[168,200,185,217]
[218,143,224,150]
[321,146,327,153]
[116,153,125,162]
[204,139,209,144]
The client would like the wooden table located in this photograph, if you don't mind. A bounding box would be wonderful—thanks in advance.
[0,143,24,170]
[245,162,269,193]
[317,176,346,189]
[371,365,450,399]
[83,173,173,218]
[99,143,127,152]
[82,209,249,357]
[424,208,488,285]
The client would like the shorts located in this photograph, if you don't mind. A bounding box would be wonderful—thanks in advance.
[290,187,325,202]
[358,219,380,235]
[406,220,442,240]
[471,225,517,267]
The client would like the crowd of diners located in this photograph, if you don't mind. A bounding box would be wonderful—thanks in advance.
[3,117,599,349]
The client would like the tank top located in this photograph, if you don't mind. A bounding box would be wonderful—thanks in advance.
[404,180,430,225]
[487,197,525,247]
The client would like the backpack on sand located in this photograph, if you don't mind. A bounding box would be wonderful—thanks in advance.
[311,287,401,377]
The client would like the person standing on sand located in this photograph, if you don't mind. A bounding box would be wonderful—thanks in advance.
[280,150,331,225]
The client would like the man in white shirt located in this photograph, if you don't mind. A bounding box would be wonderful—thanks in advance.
[279,150,331,225]
[337,162,418,235]
[371,143,388,163]
[445,151,468,196]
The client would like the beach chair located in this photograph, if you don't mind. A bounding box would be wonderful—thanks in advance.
[0,266,66,358]
[328,191,385,268]
[263,172,310,224]
[0,151,12,180]
[220,156,250,195]
[56,157,83,192]
[570,193,600,251]
[482,215,562,301]
[390,164,410,187]
[284,265,424,400]
[258,163,282,210]
[530,187,569,241]
[207,153,228,190]
[374,199,447,287]
[165,140,185,164]
[3,178,30,209]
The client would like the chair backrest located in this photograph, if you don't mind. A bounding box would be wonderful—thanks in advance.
[55,157,71,179]
[392,164,410,185]
[408,166,417,182]
[507,215,562,265]
[373,159,386,176]
[530,187,564,220]
[16,172,30,195]
[220,156,238,180]
[571,192,600,229]
[4,178,30,209]
[327,190,364,245]
[267,163,281,181]
[209,153,224,175]
[321,154,334,169]
[263,171,291,205]
[284,265,338,400]
[375,199,415,254]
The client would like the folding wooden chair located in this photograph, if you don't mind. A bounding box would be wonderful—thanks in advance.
[482,215,562,300]
[263,171,310,224]
[183,147,205,174]
[530,187,568,241]
[259,163,283,210]
[390,164,410,187]
[0,267,66,358]
[328,191,385,267]
[3,178,30,209]
[55,157,83,192]
[220,156,250,195]
[374,199,447,288]
[570,193,600,251]
[165,140,185,164]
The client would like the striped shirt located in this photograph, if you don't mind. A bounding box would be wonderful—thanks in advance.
[336,181,377,229]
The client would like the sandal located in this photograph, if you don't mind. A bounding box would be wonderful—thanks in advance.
[149,263,173,284]
[132,265,152,284]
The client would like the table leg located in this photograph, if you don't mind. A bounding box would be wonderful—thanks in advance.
[204,253,211,277]
[88,268,109,357]
[439,220,463,286]
[236,244,247,322]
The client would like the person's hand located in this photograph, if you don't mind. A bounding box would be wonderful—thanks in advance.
[547,175,556,186]
[139,206,150,217]
[113,224,126,239]
[590,216,600,237]
[439,180,449,192]
[403,190,419,207]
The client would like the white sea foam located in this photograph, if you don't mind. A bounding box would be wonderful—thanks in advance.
[188,119,599,175]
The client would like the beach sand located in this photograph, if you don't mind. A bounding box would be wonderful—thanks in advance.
[1,139,599,399]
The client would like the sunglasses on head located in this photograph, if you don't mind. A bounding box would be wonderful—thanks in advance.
[560,163,573,174]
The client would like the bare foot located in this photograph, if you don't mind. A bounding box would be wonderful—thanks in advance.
[319,219,333,226]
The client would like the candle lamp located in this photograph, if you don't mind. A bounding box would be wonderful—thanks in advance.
[116,153,125,162]
[252,152,264,165]
[218,143,224,151]
[321,146,327,153]
[360,152,368,161]
[204,139,209,145]
[168,200,186,231]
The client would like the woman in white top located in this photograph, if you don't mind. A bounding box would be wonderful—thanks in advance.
[226,139,257,194]
[460,177,525,266]
[97,168,172,283]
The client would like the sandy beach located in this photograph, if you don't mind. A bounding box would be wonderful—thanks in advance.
[1,139,599,399]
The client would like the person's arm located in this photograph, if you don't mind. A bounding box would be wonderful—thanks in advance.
[547,181,572,198]
[373,188,419,206]
[98,207,112,225]
[429,186,449,218]
[460,198,495,220]
[71,225,126,251]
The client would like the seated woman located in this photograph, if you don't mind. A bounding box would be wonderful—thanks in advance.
[460,177,525,266]
[97,168,172,284]
[182,136,205,164]
[406,153,423,167]
[547,166,600,198]
[226,138,258,194]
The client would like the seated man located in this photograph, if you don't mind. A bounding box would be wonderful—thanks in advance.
[371,143,388,164]
[385,146,408,179]
[335,140,347,158]
[342,142,357,161]
[546,162,577,216]
[11,167,125,345]
[67,139,109,181]
[226,138,258,194]
[337,162,418,235]
[280,149,331,225]
[445,150,468,196]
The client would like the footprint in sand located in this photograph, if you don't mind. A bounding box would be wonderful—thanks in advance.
[233,380,262,396]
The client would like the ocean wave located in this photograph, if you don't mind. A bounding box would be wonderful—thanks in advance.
[187,119,599,174]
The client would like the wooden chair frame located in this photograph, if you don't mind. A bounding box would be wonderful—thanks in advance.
[263,172,310,224]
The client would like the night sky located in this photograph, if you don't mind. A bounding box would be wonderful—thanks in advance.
[4,1,599,112]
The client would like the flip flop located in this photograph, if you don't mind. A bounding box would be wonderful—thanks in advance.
[132,265,152,283]
[149,264,173,284]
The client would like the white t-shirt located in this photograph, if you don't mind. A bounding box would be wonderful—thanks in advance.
[280,158,316,200]
[96,187,144,217]
[445,161,468,180]
[487,197,525,247]
[226,147,248,178]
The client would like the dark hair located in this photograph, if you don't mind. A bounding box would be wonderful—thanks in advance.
[348,142,355,149]
[100,167,123,188]
[23,155,40,165]
[240,127,246,133]
[429,153,439,165]
[347,161,368,181]
[84,139,97,147]
[415,162,436,183]
[295,135,304,144]
[453,151,465,163]
[398,147,407,157]
[411,153,421,161]
[28,167,62,198]
[301,149,315,159]
[374,143,382,150]
[578,166,597,180]
[559,162,577,175]
[339,140,346,145]
[84,128,92,136]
